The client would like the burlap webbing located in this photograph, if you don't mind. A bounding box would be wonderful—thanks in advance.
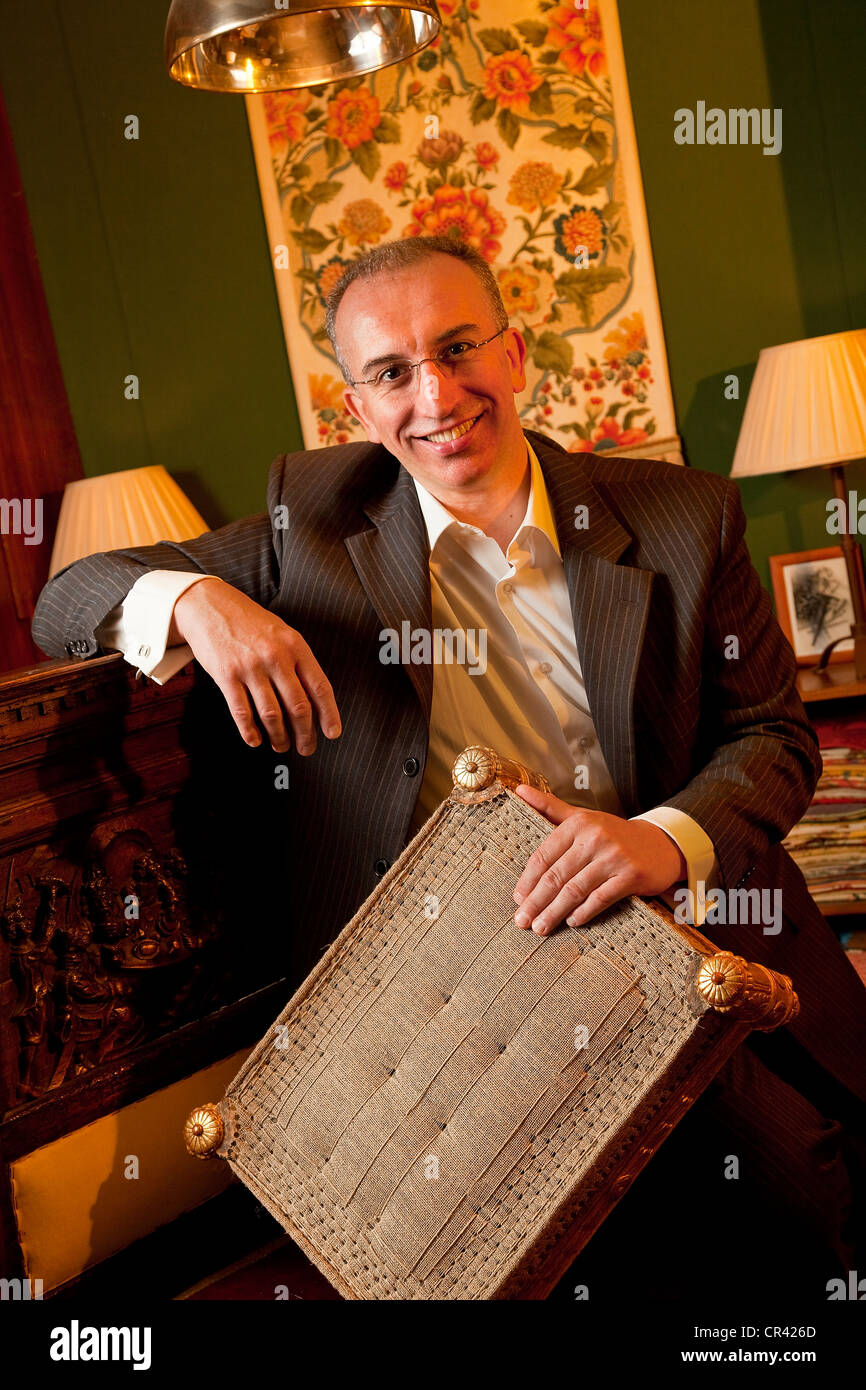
[220,788,716,1299]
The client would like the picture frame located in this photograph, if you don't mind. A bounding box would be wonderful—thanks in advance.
[769,547,856,666]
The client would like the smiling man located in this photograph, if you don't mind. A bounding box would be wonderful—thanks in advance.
[31,234,866,1301]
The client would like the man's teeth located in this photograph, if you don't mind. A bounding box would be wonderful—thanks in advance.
[424,416,478,444]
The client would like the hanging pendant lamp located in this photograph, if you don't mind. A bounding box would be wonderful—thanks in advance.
[165,0,441,92]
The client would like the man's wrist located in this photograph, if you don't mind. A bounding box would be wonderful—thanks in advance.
[169,575,222,644]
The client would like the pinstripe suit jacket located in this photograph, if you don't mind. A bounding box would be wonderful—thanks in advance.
[32,430,866,1107]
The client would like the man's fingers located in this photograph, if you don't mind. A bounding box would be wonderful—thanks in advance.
[296,653,342,739]
[513,821,587,902]
[268,671,316,754]
[514,853,598,934]
[564,877,631,930]
[221,679,265,749]
[246,677,295,751]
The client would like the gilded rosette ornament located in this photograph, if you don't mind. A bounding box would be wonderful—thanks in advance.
[451,747,552,799]
[696,952,799,1031]
[184,1102,225,1158]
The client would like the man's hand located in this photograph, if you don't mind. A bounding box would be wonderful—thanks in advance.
[171,578,341,754]
[512,785,687,934]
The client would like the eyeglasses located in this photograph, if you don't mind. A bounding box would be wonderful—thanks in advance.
[349,327,508,396]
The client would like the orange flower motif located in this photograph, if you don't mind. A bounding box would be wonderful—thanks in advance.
[309,373,346,412]
[603,311,648,361]
[570,417,650,452]
[264,90,312,148]
[403,185,506,262]
[507,161,564,213]
[481,50,543,114]
[316,258,349,305]
[337,199,392,246]
[474,142,500,170]
[325,87,381,150]
[384,161,409,191]
[545,5,607,79]
[498,265,540,316]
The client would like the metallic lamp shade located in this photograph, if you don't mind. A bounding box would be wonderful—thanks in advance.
[165,0,441,92]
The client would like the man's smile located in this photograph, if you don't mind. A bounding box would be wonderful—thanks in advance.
[414,412,485,452]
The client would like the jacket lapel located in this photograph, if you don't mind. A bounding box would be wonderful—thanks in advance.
[344,460,433,722]
[530,434,654,816]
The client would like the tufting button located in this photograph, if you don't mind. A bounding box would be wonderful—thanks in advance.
[402,756,420,776]
[373,858,390,876]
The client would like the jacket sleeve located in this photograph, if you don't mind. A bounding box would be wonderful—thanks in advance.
[31,462,285,662]
[656,479,823,892]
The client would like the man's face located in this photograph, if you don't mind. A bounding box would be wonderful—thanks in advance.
[337,255,527,496]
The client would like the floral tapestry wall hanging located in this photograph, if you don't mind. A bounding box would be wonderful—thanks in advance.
[246,0,682,462]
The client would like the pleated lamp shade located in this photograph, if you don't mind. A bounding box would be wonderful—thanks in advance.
[731,328,866,477]
[49,465,209,577]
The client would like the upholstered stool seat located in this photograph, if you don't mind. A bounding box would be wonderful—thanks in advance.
[185,747,797,1300]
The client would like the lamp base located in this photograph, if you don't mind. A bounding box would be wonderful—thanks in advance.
[816,622,866,681]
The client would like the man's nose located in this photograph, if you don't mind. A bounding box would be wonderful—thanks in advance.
[414,356,455,405]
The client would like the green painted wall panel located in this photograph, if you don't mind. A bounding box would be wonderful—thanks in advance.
[1,0,863,582]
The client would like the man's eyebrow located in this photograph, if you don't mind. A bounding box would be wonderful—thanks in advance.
[357,323,484,379]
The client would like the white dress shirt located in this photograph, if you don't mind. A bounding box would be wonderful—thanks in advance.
[94,443,717,916]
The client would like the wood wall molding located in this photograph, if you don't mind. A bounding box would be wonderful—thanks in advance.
[0,85,83,671]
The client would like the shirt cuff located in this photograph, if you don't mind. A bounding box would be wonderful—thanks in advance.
[94,569,213,685]
[630,806,718,927]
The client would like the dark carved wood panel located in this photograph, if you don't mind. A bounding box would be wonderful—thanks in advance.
[0,652,293,1271]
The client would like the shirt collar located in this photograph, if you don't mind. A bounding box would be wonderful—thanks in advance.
[410,440,562,560]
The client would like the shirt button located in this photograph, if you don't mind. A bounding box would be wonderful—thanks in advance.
[402,756,419,777]
[539,661,553,676]
[374,858,390,877]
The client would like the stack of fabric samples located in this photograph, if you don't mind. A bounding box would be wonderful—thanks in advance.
[783,711,866,982]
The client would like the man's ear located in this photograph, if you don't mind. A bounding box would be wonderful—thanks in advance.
[504,327,528,395]
[342,385,382,444]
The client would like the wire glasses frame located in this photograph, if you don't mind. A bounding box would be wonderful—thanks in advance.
[349,327,508,393]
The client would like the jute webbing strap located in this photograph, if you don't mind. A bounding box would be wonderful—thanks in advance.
[213,787,721,1299]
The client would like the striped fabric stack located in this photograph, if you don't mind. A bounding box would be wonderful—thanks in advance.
[783,712,866,910]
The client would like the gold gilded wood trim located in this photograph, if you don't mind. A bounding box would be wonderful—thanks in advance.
[695,952,799,1030]
[451,746,552,797]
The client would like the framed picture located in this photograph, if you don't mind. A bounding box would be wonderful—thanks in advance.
[769,547,855,665]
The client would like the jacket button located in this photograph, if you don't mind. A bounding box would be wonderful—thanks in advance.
[402,756,419,777]
[374,858,390,877]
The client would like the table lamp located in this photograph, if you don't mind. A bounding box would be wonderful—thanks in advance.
[731,328,866,679]
[165,0,441,91]
[48,466,209,578]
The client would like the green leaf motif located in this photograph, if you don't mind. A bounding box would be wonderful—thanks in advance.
[528,81,553,116]
[515,20,549,45]
[600,200,622,219]
[470,93,497,124]
[575,161,615,196]
[373,114,402,144]
[477,27,519,55]
[497,107,521,149]
[533,331,573,376]
[604,400,625,417]
[308,180,343,204]
[291,228,331,252]
[522,325,536,349]
[351,140,381,180]
[304,109,323,124]
[324,137,343,168]
[290,194,313,224]
[290,161,312,180]
[584,129,608,161]
[542,125,586,149]
[539,48,560,64]
[554,266,626,326]
[623,407,650,429]
[450,170,466,187]
[417,49,438,70]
